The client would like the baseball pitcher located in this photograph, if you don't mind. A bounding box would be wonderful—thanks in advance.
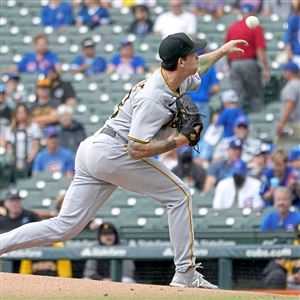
[0,32,247,288]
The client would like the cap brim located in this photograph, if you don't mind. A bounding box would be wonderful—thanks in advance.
[190,40,207,55]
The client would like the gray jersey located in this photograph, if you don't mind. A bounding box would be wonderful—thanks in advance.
[101,68,201,143]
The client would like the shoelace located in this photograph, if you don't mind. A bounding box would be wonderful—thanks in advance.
[195,262,204,269]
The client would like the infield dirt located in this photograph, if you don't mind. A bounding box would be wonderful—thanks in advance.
[1,272,299,300]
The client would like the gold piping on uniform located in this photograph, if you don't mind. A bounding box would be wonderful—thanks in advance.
[160,68,180,96]
[128,136,149,144]
[141,158,194,266]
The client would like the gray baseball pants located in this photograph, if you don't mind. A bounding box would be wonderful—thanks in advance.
[230,59,264,112]
[0,133,196,272]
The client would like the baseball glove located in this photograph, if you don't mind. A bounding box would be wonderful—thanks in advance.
[175,93,203,147]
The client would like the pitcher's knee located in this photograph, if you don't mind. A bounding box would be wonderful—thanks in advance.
[172,184,192,207]
[52,216,83,241]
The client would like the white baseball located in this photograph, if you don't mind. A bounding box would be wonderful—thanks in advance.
[245,16,260,29]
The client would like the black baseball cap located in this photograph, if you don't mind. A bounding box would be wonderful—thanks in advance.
[159,32,207,62]
[81,38,95,48]
[6,189,21,200]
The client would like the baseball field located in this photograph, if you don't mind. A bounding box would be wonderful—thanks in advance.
[1,273,299,300]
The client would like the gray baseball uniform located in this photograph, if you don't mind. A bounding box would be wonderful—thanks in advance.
[0,68,201,273]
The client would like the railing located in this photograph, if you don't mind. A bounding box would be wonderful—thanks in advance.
[1,244,299,289]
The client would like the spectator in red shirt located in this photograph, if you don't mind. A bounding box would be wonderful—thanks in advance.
[225,3,270,112]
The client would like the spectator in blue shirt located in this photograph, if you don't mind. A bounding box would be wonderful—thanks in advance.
[260,187,300,231]
[8,34,61,76]
[203,139,243,192]
[70,38,106,76]
[76,0,111,29]
[188,60,220,133]
[32,126,75,178]
[260,149,300,209]
[41,0,73,30]
[215,89,245,138]
[285,3,300,68]
[107,40,145,79]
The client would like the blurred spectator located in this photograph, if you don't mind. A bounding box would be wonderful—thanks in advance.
[213,115,261,163]
[32,126,75,178]
[7,34,61,76]
[47,70,77,105]
[215,90,245,139]
[213,159,263,209]
[260,187,300,231]
[262,0,291,20]
[285,1,300,67]
[158,149,178,170]
[83,223,135,282]
[5,73,26,109]
[172,147,206,191]
[128,4,153,37]
[225,4,270,112]
[70,38,106,76]
[41,0,73,30]
[262,259,287,289]
[107,40,145,78]
[203,139,243,192]
[76,0,111,29]
[0,85,12,127]
[248,144,273,179]
[233,0,263,14]
[0,189,39,232]
[188,53,220,132]
[109,0,157,8]
[72,0,83,14]
[5,104,42,176]
[30,79,60,128]
[193,111,220,167]
[154,0,197,38]
[57,104,86,152]
[261,149,300,208]
[275,62,300,145]
[190,0,224,19]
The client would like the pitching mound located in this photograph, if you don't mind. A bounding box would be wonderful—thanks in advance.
[0,272,298,300]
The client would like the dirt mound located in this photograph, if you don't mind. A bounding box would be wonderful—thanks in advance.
[0,272,297,299]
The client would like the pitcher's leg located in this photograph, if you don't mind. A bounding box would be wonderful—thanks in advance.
[108,157,195,272]
[0,175,116,254]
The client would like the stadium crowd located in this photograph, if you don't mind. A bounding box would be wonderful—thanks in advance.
[0,0,300,288]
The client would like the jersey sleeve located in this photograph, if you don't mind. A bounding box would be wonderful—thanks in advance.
[133,56,145,69]
[183,74,201,92]
[110,55,120,66]
[255,26,267,50]
[215,111,226,126]
[128,97,170,143]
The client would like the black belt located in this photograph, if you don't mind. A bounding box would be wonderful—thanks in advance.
[100,127,117,138]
